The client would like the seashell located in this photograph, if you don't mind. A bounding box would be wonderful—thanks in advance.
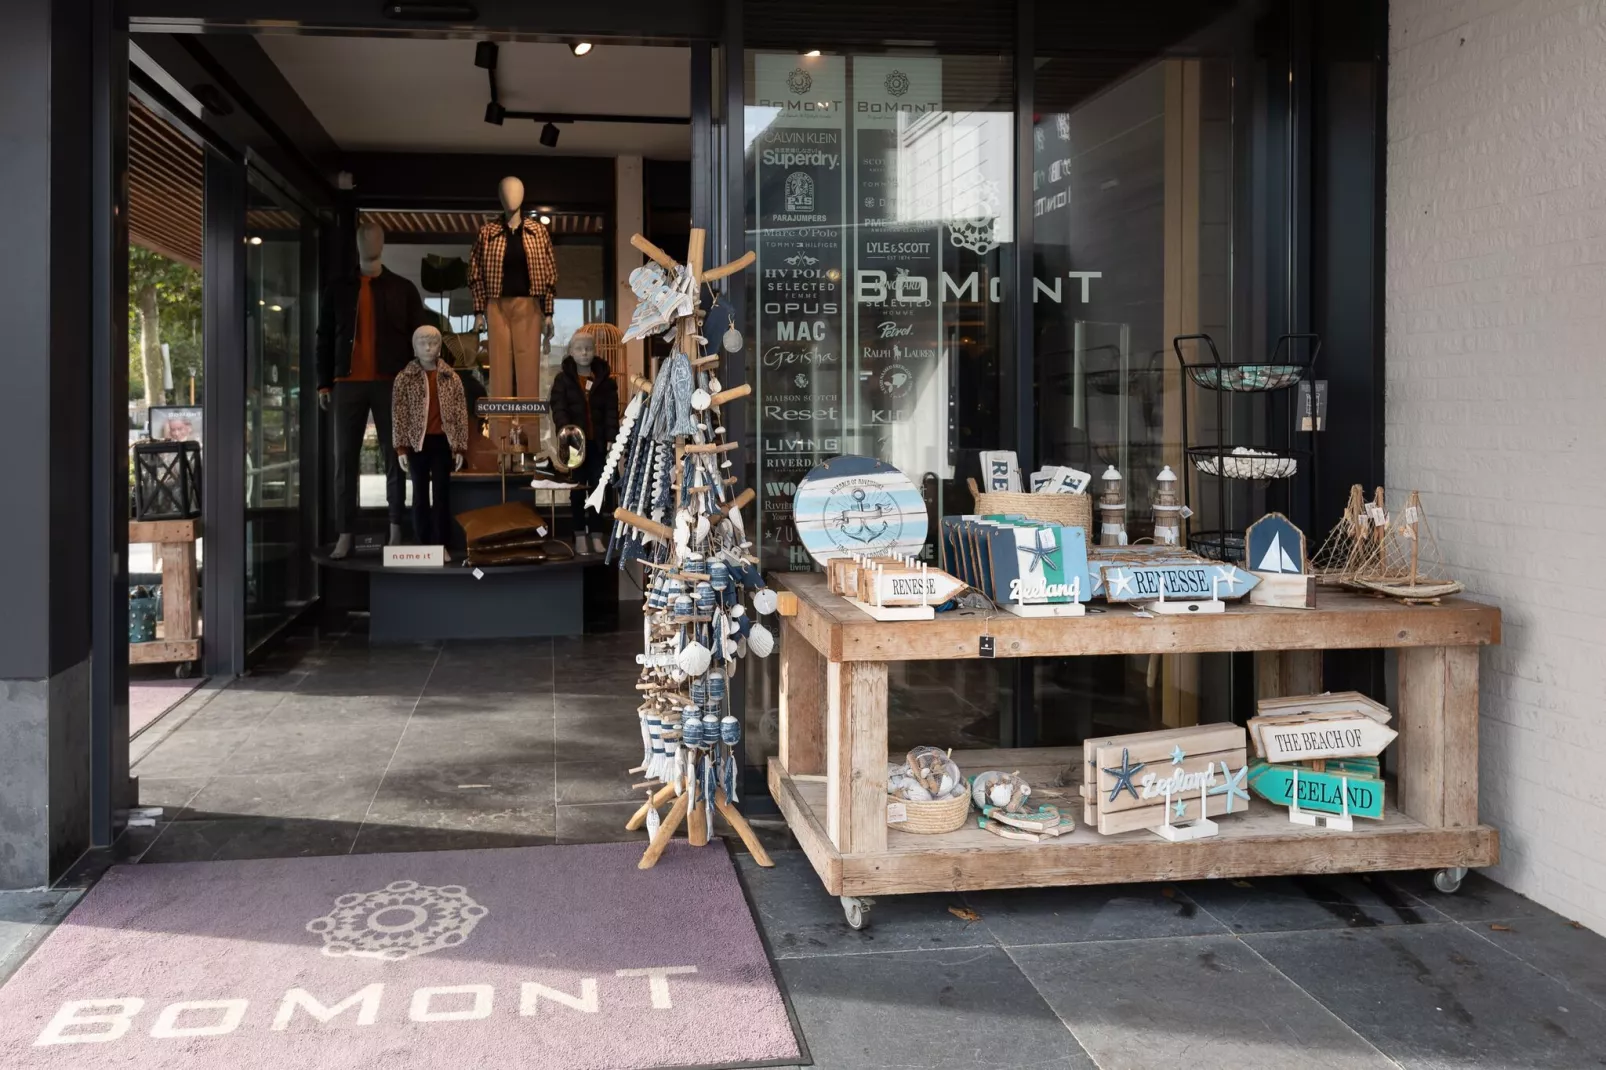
[695,515,711,542]
[970,770,1032,811]
[752,588,778,616]
[747,622,775,658]
[708,377,722,394]
[691,388,711,411]
[676,641,712,676]
[722,324,743,353]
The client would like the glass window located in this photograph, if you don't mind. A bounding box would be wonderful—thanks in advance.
[1031,1,1292,736]
[245,175,315,648]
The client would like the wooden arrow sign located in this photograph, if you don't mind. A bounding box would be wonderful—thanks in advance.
[1247,760,1385,820]
[862,566,966,607]
[1100,562,1259,603]
[1249,714,1398,763]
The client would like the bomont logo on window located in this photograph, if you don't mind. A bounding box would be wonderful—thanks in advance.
[883,70,911,97]
[787,68,813,95]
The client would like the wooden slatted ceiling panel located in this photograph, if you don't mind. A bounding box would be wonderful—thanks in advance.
[128,97,203,270]
[359,210,604,237]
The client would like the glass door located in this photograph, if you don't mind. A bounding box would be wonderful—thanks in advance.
[244,173,316,649]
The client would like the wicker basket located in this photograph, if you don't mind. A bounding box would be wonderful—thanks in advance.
[966,478,1093,533]
[887,790,971,835]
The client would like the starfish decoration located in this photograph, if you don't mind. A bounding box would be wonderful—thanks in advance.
[1170,745,1186,765]
[1107,569,1135,599]
[1208,762,1250,813]
[1173,798,1188,819]
[1020,527,1056,573]
[1218,564,1241,594]
[1102,748,1145,803]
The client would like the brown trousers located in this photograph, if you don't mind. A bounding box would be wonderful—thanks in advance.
[486,296,545,400]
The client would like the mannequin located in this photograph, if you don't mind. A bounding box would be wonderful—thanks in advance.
[470,178,558,433]
[393,326,469,558]
[316,219,427,558]
[549,329,619,555]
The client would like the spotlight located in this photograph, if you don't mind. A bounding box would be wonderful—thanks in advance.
[539,121,560,148]
[248,236,263,245]
[484,101,505,125]
[804,50,821,57]
[570,41,593,57]
[538,214,552,225]
[474,40,499,69]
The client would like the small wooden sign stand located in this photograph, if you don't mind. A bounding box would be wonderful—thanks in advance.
[1144,574,1229,615]
[1154,779,1220,842]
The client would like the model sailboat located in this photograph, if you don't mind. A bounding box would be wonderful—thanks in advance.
[1352,490,1463,602]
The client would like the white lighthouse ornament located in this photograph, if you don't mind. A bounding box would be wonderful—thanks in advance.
[1152,465,1181,546]
[1099,465,1128,546]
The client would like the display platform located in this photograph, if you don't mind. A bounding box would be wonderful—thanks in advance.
[313,546,614,640]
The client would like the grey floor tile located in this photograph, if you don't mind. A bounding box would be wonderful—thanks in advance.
[364,762,557,836]
[220,719,407,775]
[130,727,251,779]
[131,776,210,819]
[350,823,555,854]
[553,663,650,697]
[174,687,288,730]
[1012,935,1395,1069]
[966,882,1228,947]
[780,946,1094,1069]
[0,888,85,982]
[739,850,993,958]
[1383,870,1550,922]
[1181,873,1448,934]
[1247,923,1606,1068]
[388,709,555,767]
[557,802,651,844]
[412,689,556,719]
[179,772,383,823]
[555,718,648,764]
[555,760,638,805]
[136,818,357,863]
[1475,914,1606,1012]
[266,693,419,726]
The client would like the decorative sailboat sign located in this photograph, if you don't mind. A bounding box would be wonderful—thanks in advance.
[1247,513,1306,574]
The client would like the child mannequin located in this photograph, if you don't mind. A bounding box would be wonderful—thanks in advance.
[393,326,469,558]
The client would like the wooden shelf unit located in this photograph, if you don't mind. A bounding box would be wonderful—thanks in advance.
[770,572,1500,899]
[129,517,201,670]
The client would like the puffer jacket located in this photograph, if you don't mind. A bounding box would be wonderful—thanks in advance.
[548,357,620,450]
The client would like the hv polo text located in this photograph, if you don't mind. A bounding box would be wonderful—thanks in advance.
[33,969,698,1046]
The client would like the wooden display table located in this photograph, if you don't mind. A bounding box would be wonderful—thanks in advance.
[129,518,201,674]
[768,572,1500,928]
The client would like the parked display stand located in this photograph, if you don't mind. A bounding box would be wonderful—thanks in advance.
[768,572,1500,930]
[128,518,201,676]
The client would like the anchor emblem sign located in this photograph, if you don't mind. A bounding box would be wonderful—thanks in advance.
[793,456,929,567]
[835,488,891,544]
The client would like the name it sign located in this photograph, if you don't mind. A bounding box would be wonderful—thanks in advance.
[383,546,446,568]
[475,398,550,417]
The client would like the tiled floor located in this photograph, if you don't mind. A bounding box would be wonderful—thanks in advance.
[3,621,1603,1068]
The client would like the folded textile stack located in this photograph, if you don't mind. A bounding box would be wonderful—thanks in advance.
[455,501,550,566]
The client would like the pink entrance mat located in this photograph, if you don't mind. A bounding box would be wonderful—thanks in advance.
[0,842,800,1070]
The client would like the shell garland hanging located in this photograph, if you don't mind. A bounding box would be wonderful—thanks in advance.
[600,229,775,870]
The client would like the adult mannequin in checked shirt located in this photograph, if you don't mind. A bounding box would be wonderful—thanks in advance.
[470,176,558,449]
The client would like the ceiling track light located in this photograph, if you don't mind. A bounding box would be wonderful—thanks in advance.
[539,122,560,148]
[570,41,593,57]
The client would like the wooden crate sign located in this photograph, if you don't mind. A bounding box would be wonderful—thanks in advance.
[1250,714,1397,763]
[1247,760,1385,819]
[1086,725,1249,836]
[1100,562,1259,603]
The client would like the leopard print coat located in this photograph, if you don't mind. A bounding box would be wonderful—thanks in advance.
[392,359,470,454]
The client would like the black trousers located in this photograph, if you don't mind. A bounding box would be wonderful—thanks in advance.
[409,434,454,545]
[570,441,611,534]
[332,379,404,530]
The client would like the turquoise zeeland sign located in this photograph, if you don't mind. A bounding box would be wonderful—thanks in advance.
[1246,760,1385,819]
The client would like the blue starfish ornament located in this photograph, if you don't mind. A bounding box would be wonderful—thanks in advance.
[1020,527,1055,573]
[1170,745,1186,765]
[1173,798,1188,819]
[1208,762,1250,813]
[1102,748,1146,803]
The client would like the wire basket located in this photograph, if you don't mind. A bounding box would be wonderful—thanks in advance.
[1187,446,1303,480]
[967,478,1093,534]
[1185,364,1306,392]
[888,790,971,835]
[1188,530,1246,562]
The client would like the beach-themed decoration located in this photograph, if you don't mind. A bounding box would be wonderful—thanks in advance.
[1311,485,1388,587]
[825,553,967,621]
[1247,760,1385,828]
[979,450,1023,493]
[971,770,1032,812]
[939,516,1091,617]
[977,803,1074,842]
[793,455,929,567]
[1246,511,1317,608]
[599,228,774,871]
[1352,490,1464,603]
[1098,465,1128,546]
[1152,465,1182,546]
[1249,691,1396,766]
[886,748,970,835]
[1081,725,1249,839]
[1100,560,1258,608]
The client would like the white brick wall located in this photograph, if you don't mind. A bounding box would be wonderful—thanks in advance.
[1389,0,1606,932]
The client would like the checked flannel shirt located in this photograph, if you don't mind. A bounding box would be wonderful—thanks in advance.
[469,217,557,315]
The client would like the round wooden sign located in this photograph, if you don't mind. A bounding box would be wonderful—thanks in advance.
[793,455,928,566]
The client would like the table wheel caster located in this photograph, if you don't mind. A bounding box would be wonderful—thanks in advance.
[1432,867,1468,895]
[840,895,874,930]
[174,662,194,679]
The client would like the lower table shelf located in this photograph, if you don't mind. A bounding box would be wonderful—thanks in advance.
[769,746,1499,898]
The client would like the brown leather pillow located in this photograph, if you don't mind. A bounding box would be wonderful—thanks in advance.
[456,501,545,548]
[467,545,549,566]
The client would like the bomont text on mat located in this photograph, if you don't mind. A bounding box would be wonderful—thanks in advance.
[34,968,699,1046]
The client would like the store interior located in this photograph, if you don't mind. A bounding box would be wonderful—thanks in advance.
[124,26,1011,855]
